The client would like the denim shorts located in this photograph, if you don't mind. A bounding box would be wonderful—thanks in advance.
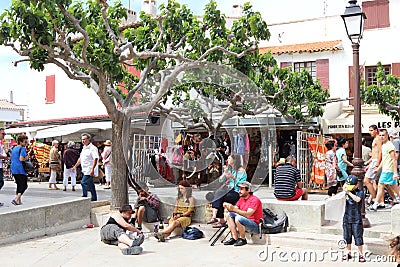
[229,212,259,233]
[343,222,364,246]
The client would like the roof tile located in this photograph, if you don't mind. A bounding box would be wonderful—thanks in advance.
[0,99,25,111]
[259,40,343,55]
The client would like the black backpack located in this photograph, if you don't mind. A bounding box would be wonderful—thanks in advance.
[259,208,289,234]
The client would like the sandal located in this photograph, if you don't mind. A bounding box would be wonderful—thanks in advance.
[212,221,226,228]
[207,218,218,224]
[342,253,352,260]
[359,255,366,263]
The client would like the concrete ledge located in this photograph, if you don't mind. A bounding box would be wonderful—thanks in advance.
[391,204,400,235]
[261,199,326,231]
[0,197,91,245]
[158,196,208,223]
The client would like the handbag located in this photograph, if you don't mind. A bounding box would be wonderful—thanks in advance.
[49,160,61,172]
[18,147,35,173]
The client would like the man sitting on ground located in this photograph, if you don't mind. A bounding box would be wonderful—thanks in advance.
[100,204,144,255]
[274,155,308,201]
[133,183,160,230]
[222,181,263,246]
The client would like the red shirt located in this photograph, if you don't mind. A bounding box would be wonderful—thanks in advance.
[236,194,263,223]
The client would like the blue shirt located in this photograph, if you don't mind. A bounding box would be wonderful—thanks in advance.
[219,168,247,192]
[11,145,27,175]
[336,148,348,181]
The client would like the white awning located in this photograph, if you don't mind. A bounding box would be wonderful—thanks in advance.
[322,112,399,134]
[5,125,56,134]
[35,121,112,139]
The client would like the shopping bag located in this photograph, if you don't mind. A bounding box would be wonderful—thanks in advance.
[324,191,346,221]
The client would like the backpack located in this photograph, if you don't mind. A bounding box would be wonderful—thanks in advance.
[259,208,289,234]
[182,226,204,240]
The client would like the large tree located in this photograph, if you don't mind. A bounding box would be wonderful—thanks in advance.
[0,0,272,208]
[362,62,400,122]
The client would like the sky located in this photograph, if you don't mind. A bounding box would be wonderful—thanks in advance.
[0,0,268,106]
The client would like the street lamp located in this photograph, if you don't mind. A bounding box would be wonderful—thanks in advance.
[341,0,369,227]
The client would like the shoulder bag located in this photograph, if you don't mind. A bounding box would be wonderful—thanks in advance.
[19,147,34,173]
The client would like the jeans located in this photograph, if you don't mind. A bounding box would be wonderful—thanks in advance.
[81,175,97,201]
[0,168,4,190]
[229,212,259,234]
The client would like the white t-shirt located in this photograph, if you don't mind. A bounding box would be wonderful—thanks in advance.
[80,143,99,176]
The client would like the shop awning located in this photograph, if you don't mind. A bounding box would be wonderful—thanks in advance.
[5,125,56,134]
[322,112,399,135]
[35,121,112,139]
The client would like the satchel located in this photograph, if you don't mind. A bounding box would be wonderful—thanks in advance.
[49,160,61,171]
[19,147,35,173]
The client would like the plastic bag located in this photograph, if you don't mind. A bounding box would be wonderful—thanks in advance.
[324,191,346,221]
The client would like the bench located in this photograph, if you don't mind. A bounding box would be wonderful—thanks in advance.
[261,199,326,231]
[0,197,91,245]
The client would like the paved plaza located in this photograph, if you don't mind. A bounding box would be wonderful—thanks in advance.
[0,180,396,267]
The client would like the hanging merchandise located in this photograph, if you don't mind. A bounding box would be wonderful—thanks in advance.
[307,135,327,185]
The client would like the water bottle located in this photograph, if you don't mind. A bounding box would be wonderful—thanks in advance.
[159,219,164,231]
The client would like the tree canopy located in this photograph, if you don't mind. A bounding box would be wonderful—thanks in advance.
[0,0,329,208]
[362,62,400,122]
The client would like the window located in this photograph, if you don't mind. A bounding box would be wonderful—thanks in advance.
[365,65,391,86]
[294,61,316,81]
[362,0,390,30]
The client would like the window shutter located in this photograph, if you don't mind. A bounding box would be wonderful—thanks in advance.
[377,0,390,28]
[45,75,55,104]
[316,59,329,90]
[280,62,292,68]
[392,63,400,77]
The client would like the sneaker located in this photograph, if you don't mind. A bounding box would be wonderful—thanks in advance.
[368,203,378,212]
[234,238,247,247]
[131,234,145,247]
[121,246,143,255]
[223,238,237,246]
[377,203,386,209]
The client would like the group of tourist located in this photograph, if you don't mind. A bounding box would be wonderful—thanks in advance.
[2,132,112,205]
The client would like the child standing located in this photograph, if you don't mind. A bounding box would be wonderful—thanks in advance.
[342,174,366,262]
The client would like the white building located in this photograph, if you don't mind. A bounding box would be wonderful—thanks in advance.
[258,0,400,136]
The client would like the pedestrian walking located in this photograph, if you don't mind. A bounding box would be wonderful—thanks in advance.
[63,141,80,191]
[10,134,29,205]
[101,140,112,189]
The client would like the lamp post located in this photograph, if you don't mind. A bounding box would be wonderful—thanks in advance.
[341,0,370,227]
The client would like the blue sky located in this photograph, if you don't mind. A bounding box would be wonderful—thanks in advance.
[0,0,263,105]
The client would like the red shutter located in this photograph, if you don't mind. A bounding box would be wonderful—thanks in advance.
[392,63,400,77]
[280,62,291,68]
[45,75,55,104]
[316,59,329,90]
[349,66,354,106]
[363,0,389,29]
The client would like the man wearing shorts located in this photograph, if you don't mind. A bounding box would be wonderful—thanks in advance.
[274,156,308,201]
[364,125,382,206]
[371,129,400,211]
[223,182,263,246]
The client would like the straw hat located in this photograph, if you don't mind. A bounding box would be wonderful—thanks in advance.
[103,140,112,146]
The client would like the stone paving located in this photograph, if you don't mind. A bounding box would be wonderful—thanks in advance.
[0,180,396,267]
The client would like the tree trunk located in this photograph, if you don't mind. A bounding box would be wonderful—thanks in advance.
[110,114,128,209]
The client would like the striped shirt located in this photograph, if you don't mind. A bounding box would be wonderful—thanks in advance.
[274,164,301,199]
